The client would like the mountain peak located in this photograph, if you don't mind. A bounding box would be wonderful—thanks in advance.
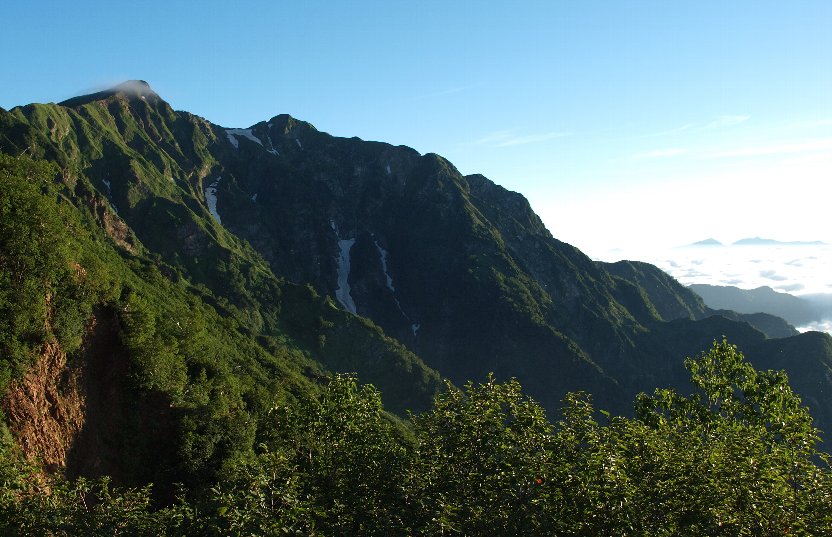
[689,238,724,247]
[266,114,317,135]
[732,237,827,246]
[113,79,156,97]
[59,79,163,108]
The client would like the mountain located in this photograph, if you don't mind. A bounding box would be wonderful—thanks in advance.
[2,81,832,491]
[732,237,827,246]
[689,284,822,327]
[689,238,723,246]
[602,261,797,338]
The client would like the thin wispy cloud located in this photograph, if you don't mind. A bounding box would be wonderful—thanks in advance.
[710,138,832,158]
[474,129,569,147]
[633,148,688,159]
[645,123,697,137]
[409,83,483,101]
[704,115,751,129]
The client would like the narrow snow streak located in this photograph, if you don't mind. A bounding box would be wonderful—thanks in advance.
[295,139,303,149]
[103,179,118,213]
[205,178,222,224]
[385,163,392,175]
[375,241,395,292]
[374,240,417,331]
[251,193,258,202]
[335,238,357,313]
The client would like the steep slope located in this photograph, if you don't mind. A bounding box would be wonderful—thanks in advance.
[213,117,645,408]
[213,110,827,413]
[0,85,443,423]
[601,260,710,321]
[604,261,798,338]
[0,149,446,505]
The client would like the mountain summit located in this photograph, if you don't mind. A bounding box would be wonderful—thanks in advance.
[59,79,162,108]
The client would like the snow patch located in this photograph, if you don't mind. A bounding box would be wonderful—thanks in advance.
[385,163,392,175]
[373,239,416,327]
[375,241,395,292]
[226,128,263,148]
[411,323,421,336]
[205,178,222,224]
[251,193,258,202]
[102,179,118,212]
[295,139,303,149]
[335,238,357,313]
[267,133,280,155]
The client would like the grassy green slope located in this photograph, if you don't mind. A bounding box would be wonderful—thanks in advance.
[0,90,445,498]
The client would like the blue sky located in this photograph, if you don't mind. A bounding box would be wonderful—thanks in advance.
[2,1,831,256]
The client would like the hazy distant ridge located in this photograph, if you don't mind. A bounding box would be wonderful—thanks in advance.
[689,237,828,247]
[689,284,832,327]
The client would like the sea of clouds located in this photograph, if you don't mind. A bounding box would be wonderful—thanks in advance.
[597,243,832,335]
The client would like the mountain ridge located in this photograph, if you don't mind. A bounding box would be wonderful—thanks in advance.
[3,81,832,487]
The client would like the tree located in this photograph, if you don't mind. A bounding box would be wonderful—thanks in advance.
[631,339,832,535]
[408,376,553,535]
[260,374,408,535]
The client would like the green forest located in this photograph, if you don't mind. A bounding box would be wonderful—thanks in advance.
[3,340,831,535]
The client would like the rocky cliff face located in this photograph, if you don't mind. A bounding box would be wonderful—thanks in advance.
[1,307,180,490]
[2,339,84,472]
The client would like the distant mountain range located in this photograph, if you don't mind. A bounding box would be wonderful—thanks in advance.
[2,81,832,494]
[688,237,828,247]
[689,284,832,327]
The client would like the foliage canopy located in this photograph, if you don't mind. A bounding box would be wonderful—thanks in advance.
[2,340,831,535]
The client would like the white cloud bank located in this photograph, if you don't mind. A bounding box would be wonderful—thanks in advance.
[595,243,832,335]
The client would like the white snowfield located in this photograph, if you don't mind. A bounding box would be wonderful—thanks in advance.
[330,223,418,329]
[226,128,263,148]
[335,237,357,314]
[331,220,357,313]
[205,178,222,224]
